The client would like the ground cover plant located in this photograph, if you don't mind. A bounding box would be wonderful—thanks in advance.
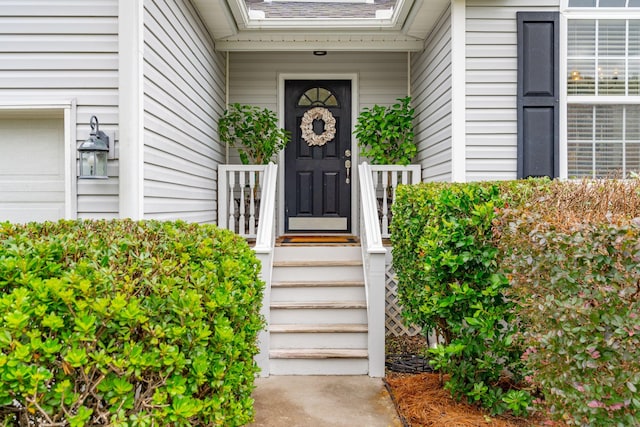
[0,220,264,426]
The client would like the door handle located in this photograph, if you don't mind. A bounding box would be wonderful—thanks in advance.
[345,159,351,184]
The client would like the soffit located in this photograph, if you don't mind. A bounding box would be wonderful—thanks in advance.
[191,0,449,51]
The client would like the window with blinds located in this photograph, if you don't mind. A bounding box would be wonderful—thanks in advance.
[568,20,640,96]
[568,0,640,7]
[568,105,640,177]
[566,7,640,177]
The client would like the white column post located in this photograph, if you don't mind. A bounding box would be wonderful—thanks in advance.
[367,249,386,378]
[118,0,145,219]
[451,0,467,183]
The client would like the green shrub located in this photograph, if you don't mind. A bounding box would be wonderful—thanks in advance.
[218,103,290,165]
[354,96,416,165]
[495,180,640,425]
[0,220,264,426]
[391,181,543,415]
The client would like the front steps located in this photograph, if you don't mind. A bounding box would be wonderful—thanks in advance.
[268,245,369,375]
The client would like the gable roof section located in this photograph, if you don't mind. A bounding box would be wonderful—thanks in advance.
[191,0,449,51]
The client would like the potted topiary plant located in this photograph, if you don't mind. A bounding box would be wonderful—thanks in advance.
[218,103,290,165]
[354,96,416,166]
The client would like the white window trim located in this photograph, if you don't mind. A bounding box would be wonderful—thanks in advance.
[0,100,78,220]
[562,0,640,13]
[561,2,640,178]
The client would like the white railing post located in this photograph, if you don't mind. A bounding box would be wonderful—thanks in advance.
[253,163,278,377]
[217,165,229,229]
[358,162,387,378]
[218,164,277,375]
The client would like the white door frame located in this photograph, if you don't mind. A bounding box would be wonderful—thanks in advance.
[277,73,359,236]
[0,100,78,220]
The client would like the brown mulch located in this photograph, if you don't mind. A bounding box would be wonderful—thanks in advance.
[385,373,547,427]
[384,335,549,426]
[386,334,429,355]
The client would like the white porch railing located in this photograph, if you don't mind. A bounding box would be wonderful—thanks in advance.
[358,162,387,378]
[218,165,268,238]
[369,165,421,238]
[217,163,277,376]
[251,162,278,377]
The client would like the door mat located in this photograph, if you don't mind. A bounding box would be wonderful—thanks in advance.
[278,235,359,245]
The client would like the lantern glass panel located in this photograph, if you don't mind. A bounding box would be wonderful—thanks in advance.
[80,151,108,178]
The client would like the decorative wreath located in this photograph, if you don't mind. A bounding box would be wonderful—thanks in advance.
[300,107,336,147]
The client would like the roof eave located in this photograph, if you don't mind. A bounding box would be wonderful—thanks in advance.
[215,37,426,51]
[191,0,450,51]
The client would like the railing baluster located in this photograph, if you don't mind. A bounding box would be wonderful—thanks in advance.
[239,172,246,235]
[228,171,236,233]
[381,171,389,237]
[249,170,256,235]
[391,171,399,204]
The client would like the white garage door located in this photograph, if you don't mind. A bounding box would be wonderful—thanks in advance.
[0,115,65,223]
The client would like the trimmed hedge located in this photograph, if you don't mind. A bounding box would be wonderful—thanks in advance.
[0,220,264,426]
[392,178,640,424]
[495,180,640,426]
[391,181,547,415]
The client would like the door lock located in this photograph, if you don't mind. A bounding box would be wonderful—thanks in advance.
[345,149,351,158]
[345,159,351,184]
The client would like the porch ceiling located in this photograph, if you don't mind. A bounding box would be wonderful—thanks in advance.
[191,0,449,52]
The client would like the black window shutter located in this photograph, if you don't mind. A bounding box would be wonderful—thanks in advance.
[517,12,560,179]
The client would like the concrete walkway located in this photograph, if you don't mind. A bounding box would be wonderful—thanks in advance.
[247,376,403,427]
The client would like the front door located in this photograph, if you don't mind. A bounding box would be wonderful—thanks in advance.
[285,80,352,233]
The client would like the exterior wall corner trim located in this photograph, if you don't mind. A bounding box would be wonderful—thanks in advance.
[451,0,466,182]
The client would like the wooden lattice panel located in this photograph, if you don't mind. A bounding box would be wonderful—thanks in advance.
[385,251,422,337]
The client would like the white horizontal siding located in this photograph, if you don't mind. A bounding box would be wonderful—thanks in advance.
[229,51,408,113]
[0,0,119,219]
[412,3,452,182]
[228,51,408,166]
[465,0,559,182]
[142,0,225,223]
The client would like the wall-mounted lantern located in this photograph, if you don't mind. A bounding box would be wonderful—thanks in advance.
[78,115,109,179]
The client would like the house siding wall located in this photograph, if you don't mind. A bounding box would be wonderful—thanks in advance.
[0,0,119,219]
[465,0,560,181]
[142,0,226,223]
[228,51,408,163]
[412,3,452,182]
